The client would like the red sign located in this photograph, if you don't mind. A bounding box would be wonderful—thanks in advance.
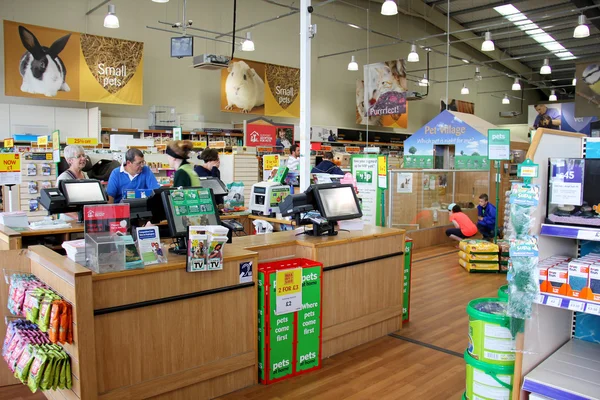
[84,204,130,234]
[246,124,277,147]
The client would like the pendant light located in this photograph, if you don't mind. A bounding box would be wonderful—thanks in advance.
[461,84,469,95]
[573,15,590,38]
[104,4,119,28]
[512,78,521,91]
[348,55,358,71]
[481,32,494,52]
[502,94,510,105]
[540,58,551,75]
[549,90,557,101]
[241,32,255,51]
[573,77,577,86]
[418,74,429,87]
[474,67,482,81]
[381,0,398,16]
[407,44,419,63]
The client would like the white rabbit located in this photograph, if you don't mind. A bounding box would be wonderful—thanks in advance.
[18,26,71,97]
[225,61,265,113]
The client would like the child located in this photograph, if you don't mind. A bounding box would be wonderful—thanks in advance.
[446,203,478,243]
[477,193,497,241]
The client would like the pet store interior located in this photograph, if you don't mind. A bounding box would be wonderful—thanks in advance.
[0,0,600,399]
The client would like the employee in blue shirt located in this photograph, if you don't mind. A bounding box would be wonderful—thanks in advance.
[311,152,344,175]
[106,148,160,203]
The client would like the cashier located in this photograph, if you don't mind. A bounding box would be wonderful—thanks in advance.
[195,148,221,179]
[57,145,88,183]
[106,148,160,203]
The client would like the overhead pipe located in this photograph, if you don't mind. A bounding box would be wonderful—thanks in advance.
[158,21,246,40]
[145,26,232,45]
[86,0,110,15]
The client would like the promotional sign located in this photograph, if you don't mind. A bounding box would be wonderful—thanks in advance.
[4,138,14,148]
[296,265,321,373]
[52,130,60,163]
[191,141,207,149]
[246,120,295,148]
[377,155,387,189]
[4,21,144,105]
[560,102,598,135]
[83,204,130,235]
[37,136,48,146]
[351,154,382,226]
[275,267,302,315]
[550,158,584,206]
[396,172,413,193]
[0,153,22,185]
[488,129,510,161]
[221,58,299,118]
[575,61,600,118]
[172,127,182,141]
[263,154,280,172]
[345,146,360,154]
[66,137,98,146]
[517,161,539,179]
[528,104,562,130]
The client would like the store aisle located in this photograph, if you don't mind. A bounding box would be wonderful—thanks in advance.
[0,244,506,400]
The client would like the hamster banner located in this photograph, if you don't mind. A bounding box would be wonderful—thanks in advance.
[221,58,300,118]
[3,20,143,105]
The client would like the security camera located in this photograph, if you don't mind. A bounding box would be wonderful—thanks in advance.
[307,6,314,13]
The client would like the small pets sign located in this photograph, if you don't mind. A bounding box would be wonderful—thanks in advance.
[4,20,143,105]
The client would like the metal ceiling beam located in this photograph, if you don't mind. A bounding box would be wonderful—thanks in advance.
[500,34,600,52]
[86,0,110,15]
[426,0,454,6]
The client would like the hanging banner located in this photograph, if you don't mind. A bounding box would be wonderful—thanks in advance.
[0,153,22,185]
[575,61,600,118]
[221,58,299,118]
[4,21,143,105]
[351,154,383,226]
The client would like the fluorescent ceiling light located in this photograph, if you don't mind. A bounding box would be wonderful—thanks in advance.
[514,19,534,26]
[241,32,255,51]
[532,33,555,44]
[348,24,360,29]
[381,0,398,16]
[525,29,544,35]
[549,90,557,101]
[481,32,494,52]
[540,58,551,75]
[543,42,565,51]
[502,94,510,105]
[560,56,577,60]
[574,15,590,38]
[508,13,527,22]
[556,51,574,58]
[152,0,169,3]
[512,78,521,91]
[419,74,429,87]
[517,23,539,31]
[462,59,470,64]
[407,44,419,63]
[104,4,119,28]
[573,77,577,86]
[461,84,469,95]
[494,4,521,15]
[348,55,358,71]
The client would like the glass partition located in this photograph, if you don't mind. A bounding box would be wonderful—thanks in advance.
[387,169,490,231]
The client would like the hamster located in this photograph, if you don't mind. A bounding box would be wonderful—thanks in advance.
[225,60,265,113]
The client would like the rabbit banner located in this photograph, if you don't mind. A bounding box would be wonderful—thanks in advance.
[4,20,143,105]
[221,58,300,118]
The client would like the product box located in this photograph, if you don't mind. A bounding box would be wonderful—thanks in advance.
[547,266,568,295]
[567,261,591,298]
[536,266,551,293]
[458,258,499,272]
[588,264,600,302]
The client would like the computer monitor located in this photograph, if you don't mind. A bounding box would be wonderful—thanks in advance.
[311,183,362,222]
[171,36,193,58]
[147,187,171,224]
[59,180,107,205]
[199,177,228,197]
[278,193,314,217]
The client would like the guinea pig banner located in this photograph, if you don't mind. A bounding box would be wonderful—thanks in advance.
[3,21,143,105]
[221,58,300,118]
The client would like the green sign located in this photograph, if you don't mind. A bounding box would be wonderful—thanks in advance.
[356,170,373,183]
[269,272,294,380]
[488,129,511,161]
[517,159,539,178]
[455,156,489,170]
[404,155,433,169]
[173,126,182,141]
[351,155,384,226]
[171,189,214,216]
[269,187,290,207]
[296,266,321,372]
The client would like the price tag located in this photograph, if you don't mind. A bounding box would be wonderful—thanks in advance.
[568,300,585,312]
[275,268,302,315]
[535,294,545,304]
[3,138,14,148]
[577,230,600,241]
[547,297,562,308]
[37,136,48,146]
[585,303,600,315]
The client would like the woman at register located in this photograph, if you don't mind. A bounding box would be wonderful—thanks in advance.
[56,145,88,183]
[167,140,201,187]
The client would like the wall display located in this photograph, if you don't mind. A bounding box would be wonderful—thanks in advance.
[0,153,22,185]
[4,21,144,105]
[560,103,598,135]
[26,164,37,176]
[40,181,51,190]
[440,99,475,114]
[41,163,51,176]
[356,59,408,128]
[29,199,38,212]
[28,181,38,194]
[221,58,300,118]
[528,104,562,130]
[403,110,489,170]
[575,61,600,117]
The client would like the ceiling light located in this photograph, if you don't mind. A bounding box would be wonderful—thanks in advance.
[507,13,527,22]
[549,90,557,101]
[462,59,470,64]
[381,0,398,16]
[573,77,577,86]
[152,0,169,3]
[543,42,565,51]
[512,78,521,91]
[104,4,119,28]
[556,51,575,59]
[348,55,358,71]
[494,4,521,16]
[418,74,429,87]
[241,32,255,51]
[574,14,590,38]
[525,29,544,35]
[540,58,551,75]
[532,33,555,44]
[502,94,510,105]
[407,44,419,63]
[474,67,482,81]
[348,23,360,29]
[481,32,494,52]
[461,84,469,95]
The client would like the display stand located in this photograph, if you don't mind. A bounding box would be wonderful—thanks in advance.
[511,128,586,400]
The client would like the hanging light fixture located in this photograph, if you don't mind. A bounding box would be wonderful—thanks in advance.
[152,0,169,3]
[461,84,469,95]
[241,32,255,51]
[474,67,482,81]
[502,94,510,105]
[574,14,590,38]
[347,55,358,71]
[104,4,119,28]
[549,90,557,101]
[481,31,494,52]
[540,58,551,75]
[381,0,398,16]
[573,77,577,86]
[418,74,429,87]
[512,78,521,91]
[407,44,419,63]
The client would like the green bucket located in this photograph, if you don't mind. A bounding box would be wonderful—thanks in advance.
[497,285,508,300]
[467,298,515,365]
[464,351,514,400]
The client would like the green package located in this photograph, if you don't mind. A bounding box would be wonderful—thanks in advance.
[25,289,45,323]
[40,351,55,391]
[55,352,67,390]
[58,354,66,389]
[27,348,48,393]
[14,344,35,383]
[65,356,72,389]
[37,293,59,332]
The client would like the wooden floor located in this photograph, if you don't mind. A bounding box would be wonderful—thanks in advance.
[0,244,507,400]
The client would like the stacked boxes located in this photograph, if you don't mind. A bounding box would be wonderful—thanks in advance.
[537,256,571,293]
[497,239,510,273]
[458,240,500,272]
[258,259,323,385]
[538,253,600,301]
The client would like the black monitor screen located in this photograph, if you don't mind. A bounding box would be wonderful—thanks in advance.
[313,184,361,221]
[199,177,228,196]
[171,36,193,58]
[162,187,221,237]
[61,180,106,205]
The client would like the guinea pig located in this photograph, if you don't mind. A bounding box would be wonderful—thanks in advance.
[225,61,265,113]
[18,25,71,97]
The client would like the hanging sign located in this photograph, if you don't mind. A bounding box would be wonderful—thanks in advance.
[518,160,539,178]
[488,129,511,161]
[4,138,14,148]
[275,267,302,315]
[52,130,60,163]
[173,127,182,141]
[37,136,48,146]
[66,137,98,146]
[0,153,22,185]
[351,154,382,226]
[377,155,388,189]
[191,141,207,149]
[263,154,280,171]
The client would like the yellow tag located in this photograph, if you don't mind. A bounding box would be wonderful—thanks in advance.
[263,154,280,171]
[4,138,14,148]
[52,131,60,150]
[192,141,207,149]
[275,268,302,296]
[378,156,387,175]
[67,138,98,146]
[0,153,21,172]
[37,136,48,146]
[209,141,226,148]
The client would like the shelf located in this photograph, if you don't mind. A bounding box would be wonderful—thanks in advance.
[523,339,600,400]
[535,292,600,316]
[540,224,600,241]
[324,140,403,147]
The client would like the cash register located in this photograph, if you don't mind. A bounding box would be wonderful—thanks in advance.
[249,166,291,217]
[39,180,108,222]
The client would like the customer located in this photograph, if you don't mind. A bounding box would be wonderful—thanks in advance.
[446,203,478,243]
[167,140,200,187]
[477,193,497,241]
[311,152,344,175]
[287,144,300,171]
[106,148,160,203]
[57,145,88,183]
[195,148,221,179]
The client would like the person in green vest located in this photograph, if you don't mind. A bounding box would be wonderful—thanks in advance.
[167,140,201,187]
